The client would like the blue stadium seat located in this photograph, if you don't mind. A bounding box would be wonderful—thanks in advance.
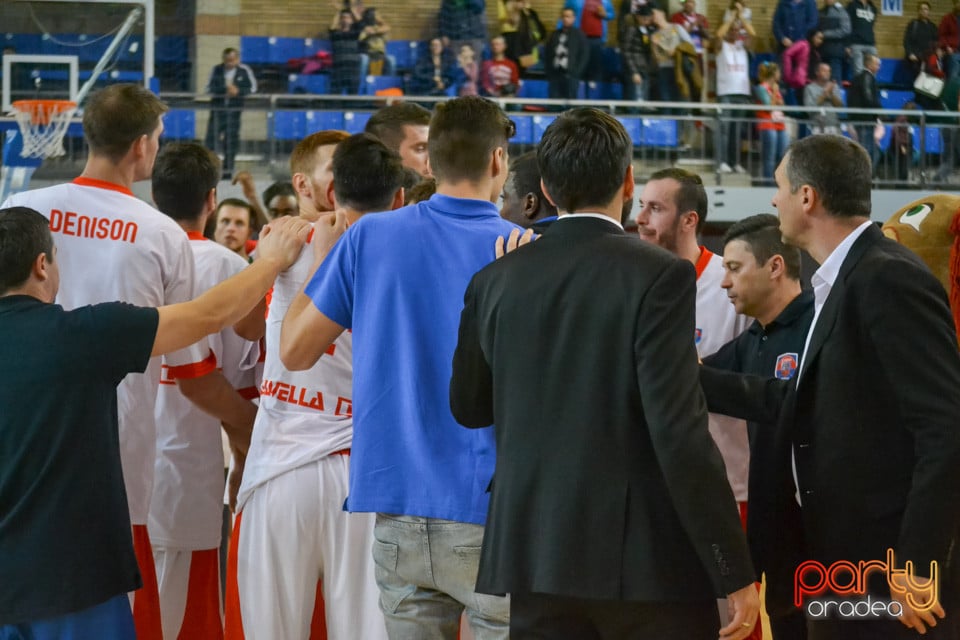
[518,79,549,99]
[161,109,196,140]
[288,73,331,94]
[586,81,623,100]
[268,37,306,64]
[880,89,914,110]
[387,40,419,71]
[157,36,189,63]
[241,36,270,65]
[601,46,622,79]
[511,115,534,144]
[272,110,307,140]
[876,58,899,85]
[343,111,372,134]
[3,33,43,54]
[303,38,330,57]
[616,116,642,146]
[532,114,556,140]
[916,126,942,154]
[876,124,892,153]
[363,74,403,95]
[640,119,678,147]
[305,110,344,134]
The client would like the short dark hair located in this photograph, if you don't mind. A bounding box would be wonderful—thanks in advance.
[723,213,801,280]
[400,166,423,191]
[0,207,53,295]
[223,47,238,57]
[152,142,221,222]
[508,150,556,215]
[83,83,169,163]
[365,103,431,154]
[785,135,871,219]
[205,198,256,239]
[538,108,631,212]
[290,130,350,176]
[332,133,405,212]
[262,181,296,207]
[428,96,515,183]
[405,177,437,204]
[647,167,708,232]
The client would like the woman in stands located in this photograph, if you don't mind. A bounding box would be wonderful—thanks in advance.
[754,61,789,181]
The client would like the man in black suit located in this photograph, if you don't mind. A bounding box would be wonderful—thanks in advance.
[700,134,960,640]
[846,52,882,173]
[544,9,589,100]
[205,47,257,179]
[450,107,759,639]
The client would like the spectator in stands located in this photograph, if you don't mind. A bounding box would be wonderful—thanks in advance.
[563,0,614,82]
[846,0,878,80]
[847,52,882,173]
[329,9,363,95]
[713,9,753,174]
[618,0,651,19]
[439,0,487,68]
[883,103,917,184]
[915,43,947,112]
[819,0,851,84]
[722,0,753,42]
[263,181,298,219]
[904,1,938,80]
[940,0,960,80]
[651,8,694,106]
[545,8,589,100]
[499,150,558,231]
[213,198,257,262]
[619,6,657,102]
[781,30,813,90]
[500,0,547,74]
[755,62,789,181]
[671,0,709,51]
[359,7,392,75]
[773,0,818,56]
[410,38,459,96]
[481,36,520,97]
[458,44,480,96]
[804,62,845,135]
[205,47,257,180]
[364,102,432,177]
[934,76,960,182]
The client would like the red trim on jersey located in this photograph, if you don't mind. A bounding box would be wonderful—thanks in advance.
[72,176,135,197]
[167,350,218,380]
[237,386,260,400]
[179,549,224,639]
[694,246,713,281]
[132,525,163,640]
[245,239,257,255]
[187,231,208,241]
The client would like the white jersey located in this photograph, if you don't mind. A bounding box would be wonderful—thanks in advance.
[3,178,208,524]
[716,40,751,97]
[236,238,353,511]
[150,236,259,550]
[695,249,751,502]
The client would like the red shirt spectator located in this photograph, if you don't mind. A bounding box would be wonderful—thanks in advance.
[939,4,960,53]
[481,36,520,96]
[671,0,709,47]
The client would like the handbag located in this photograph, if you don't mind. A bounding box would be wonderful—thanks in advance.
[914,71,945,99]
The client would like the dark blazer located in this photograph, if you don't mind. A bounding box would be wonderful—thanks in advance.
[700,224,960,618]
[450,216,755,602]
[207,63,256,108]
[847,69,880,120]
[544,26,590,82]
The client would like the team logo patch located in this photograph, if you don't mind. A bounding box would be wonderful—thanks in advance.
[775,353,799,380]
[695,328,703,345]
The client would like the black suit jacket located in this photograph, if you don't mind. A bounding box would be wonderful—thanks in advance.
[701,224,960,608]
[848,69,881,121]
[450,217,755,602]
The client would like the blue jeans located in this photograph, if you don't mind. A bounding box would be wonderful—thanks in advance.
[372,514,509,640]
[718,94,752,167]
[761,128,789,179]
[0,595,135,640]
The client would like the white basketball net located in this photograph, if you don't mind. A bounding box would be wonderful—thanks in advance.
[11,101,77,159]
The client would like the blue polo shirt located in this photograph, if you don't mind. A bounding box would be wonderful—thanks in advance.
[304,194,521,524]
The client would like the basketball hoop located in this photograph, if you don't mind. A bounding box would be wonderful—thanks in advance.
[10,99,78,159]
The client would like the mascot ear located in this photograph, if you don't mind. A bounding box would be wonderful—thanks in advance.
[883,195,960,349]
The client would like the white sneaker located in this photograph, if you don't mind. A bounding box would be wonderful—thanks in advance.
[734,164,747,174]
[718,162,733,174]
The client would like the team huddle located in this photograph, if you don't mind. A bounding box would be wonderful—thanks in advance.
[2,82,960,640]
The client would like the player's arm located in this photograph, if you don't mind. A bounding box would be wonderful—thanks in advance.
[153,216,311,356]
[280,212,349,371]
[176,371,257,455]
[233,296,267,341]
